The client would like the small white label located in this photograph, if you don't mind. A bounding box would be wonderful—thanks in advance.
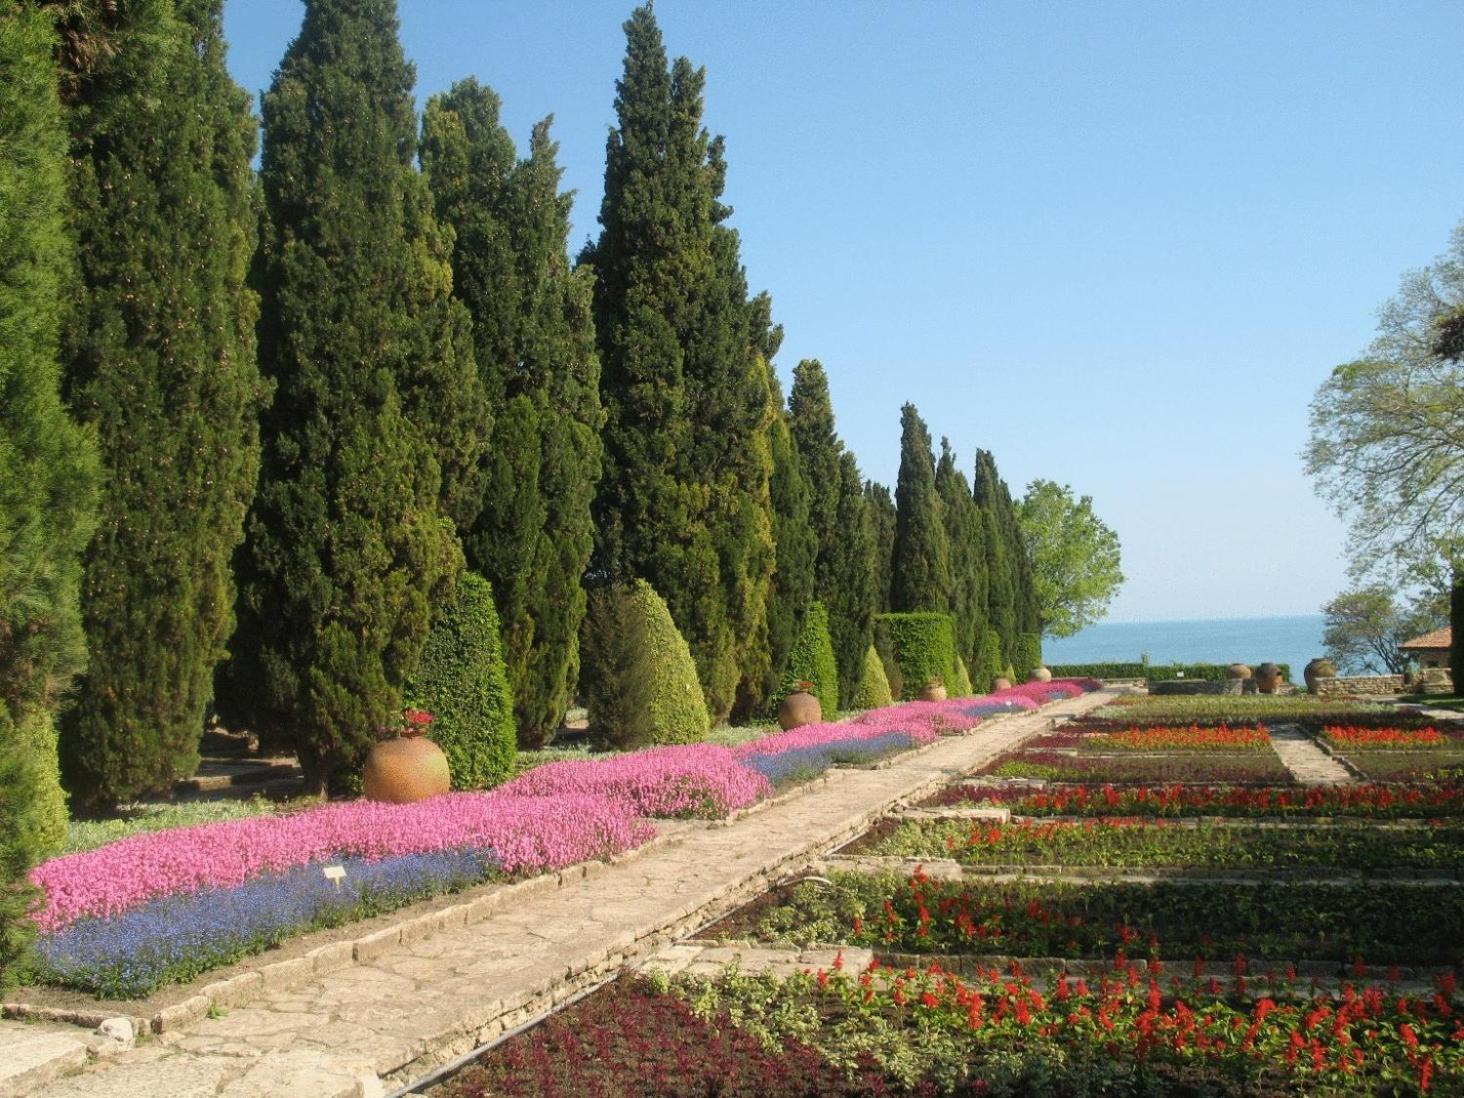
[323,865,346,888]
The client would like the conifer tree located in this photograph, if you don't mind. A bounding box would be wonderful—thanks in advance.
[762,369,815,709]
[789,359,842,571]
[56,0,266,810]
[936,439,987,677]
[865,480,897,613]
[422,82,602,746]
[586,5,775,720]
[973,449,1038,666]
[0,4,98,845]
[827,451,878,703]
[890,404,952,612]
[223,0,465,790]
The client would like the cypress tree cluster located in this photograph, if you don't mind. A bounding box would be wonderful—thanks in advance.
[763,368,816,710]
[223,0,470,790]
[586,6,776,722]
[421,82,603,747]
[936,439,987,684]
[973,449,1041,670]
[57,0,267,811]
[890,404,952,613]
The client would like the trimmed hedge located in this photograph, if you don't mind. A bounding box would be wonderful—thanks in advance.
[852,645,893,710]
[1048,661,1293,683]
[974,627,1004,693]
[1014,632,1043,677]
[581,581,710,750]
[779,602,839,720]
[406,573,517,790]
[875,612,958,701]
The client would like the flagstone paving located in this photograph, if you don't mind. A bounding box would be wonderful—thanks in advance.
[18,688,1116,1098]
[1268,726,1356,784]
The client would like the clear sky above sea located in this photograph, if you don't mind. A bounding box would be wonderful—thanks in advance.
[222,1,1464,624]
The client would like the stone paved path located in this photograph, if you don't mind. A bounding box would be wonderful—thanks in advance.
[25,689,1117,1098]
[1269,727,1355,784]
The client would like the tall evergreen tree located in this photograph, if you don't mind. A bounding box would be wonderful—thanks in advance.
[56,0,266,810]
[223,0,467,790]
[972,448,1038,666]
[422,83,602,746]
[865,480,897,613]
[789,359,841,573]
[585,5,775,720]
[890,404,951,612]
[936,439,987,676]
[827,450,878,703]
[0,4,99,846]
[762,368,815,710]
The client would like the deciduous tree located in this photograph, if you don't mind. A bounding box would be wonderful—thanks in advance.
[1016,479,1124,638]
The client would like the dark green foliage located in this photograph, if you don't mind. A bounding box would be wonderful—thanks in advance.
[951,654,974,697]
[1449,569,1463,693]
[826,452,878,705]
[1047,662,1293,683]
[875,612,958,700]
[975,627,1005,692]
[779,602,838,720]
[580,581,709,750]
[586,6,776,722]
[222,0,465,791]
[853,645,893,710]
[405,574,515,790]
[789,360,841,574]
[935,439,987,680]
[890,405,951,613]
[56,0,266,810]
[421,82,602,747]
[0,4,98,868]
[972,449,1040,665]
[762,370,815,709]
[865,480,897,613]
[1014,632,1044,676]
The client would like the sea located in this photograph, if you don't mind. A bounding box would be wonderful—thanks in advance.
[1041,615,1327,678]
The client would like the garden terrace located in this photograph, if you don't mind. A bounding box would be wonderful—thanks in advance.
[1315,723,1464,783]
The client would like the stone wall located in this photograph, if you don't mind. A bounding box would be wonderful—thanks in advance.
[1315,675,1405,697]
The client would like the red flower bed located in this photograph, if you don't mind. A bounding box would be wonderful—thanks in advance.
[1323,726,1447,750]
[1082,723,1271,752]
[930,782,1464,818]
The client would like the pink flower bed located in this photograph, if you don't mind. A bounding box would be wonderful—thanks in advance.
[501,745,771,819]
[31,792,652,932]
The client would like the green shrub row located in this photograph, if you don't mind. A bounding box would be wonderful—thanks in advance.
[1048,662,1292,683]
[874,612,958,700]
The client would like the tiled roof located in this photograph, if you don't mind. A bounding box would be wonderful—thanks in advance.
[1400,626,1452,650]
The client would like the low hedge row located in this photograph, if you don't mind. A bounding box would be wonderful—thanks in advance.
[1048,661,1293,683]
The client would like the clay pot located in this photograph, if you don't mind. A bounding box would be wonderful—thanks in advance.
[918,680,947,702]
[363,735,450,803]
[1030,667,1052,683]
[1254,663,1282,695]
[1225,663,1251,681]
[1303,658,1336,695]
[777,689,821,730]
[993,677,1013,691]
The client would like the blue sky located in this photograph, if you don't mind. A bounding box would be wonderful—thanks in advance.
[222,1,1464,623]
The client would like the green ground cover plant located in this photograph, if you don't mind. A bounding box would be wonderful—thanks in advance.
[850,817,1464,872]
[61,797,288,855]
[977,750,1294,784]
[1333,752,1464,782]
[1094,696,1386,723]
[709,872,1464,966]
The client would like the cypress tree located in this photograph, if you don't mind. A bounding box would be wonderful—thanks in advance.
[586,5,775,721]
[865,480,897,613]
[827,451,878,704]
[973,449,1017,663]
[762,368,815,710]
[0,4,99,848]
[890,404,951,612]
[789,359,841,571]
[935,439,987,677]
[56,0,267,811]
[421,83,602,747]
[223,0,465,791]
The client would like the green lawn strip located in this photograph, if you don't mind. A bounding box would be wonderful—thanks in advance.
[1335,751,1464,782]
[846,818,1464,872]
[62,795,292,855]
[708,872,1464,966]
[1091,696,1389,723]
[979,750,1294,784]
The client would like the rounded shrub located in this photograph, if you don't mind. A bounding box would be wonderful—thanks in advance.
[405,573,516,790]
[779,602,839,720]
[581,581,710,750]
[852,645,893,710]
[875,612,958,700]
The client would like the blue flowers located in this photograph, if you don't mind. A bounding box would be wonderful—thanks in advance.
[33,848,497,998]
[742,732,918,787]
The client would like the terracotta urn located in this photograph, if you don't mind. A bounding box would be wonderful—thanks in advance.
[363,727,450,804]
[918,679,947,702]
[1303,658,1336,695]
[777,689,821,730]
[1225,663,1251,681]
[1030,667,1052,683]
[1254,663,1282,695]
[993,677,1013,691]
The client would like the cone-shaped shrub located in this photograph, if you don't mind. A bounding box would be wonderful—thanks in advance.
[976,627,1005,692]
[1015,632,1044,677]
[875,612,958,700]
[581,582,710,750]
[779,602,839,720]
[952,655,975,698]
[853,645,894,710]
[405,574,515,790]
